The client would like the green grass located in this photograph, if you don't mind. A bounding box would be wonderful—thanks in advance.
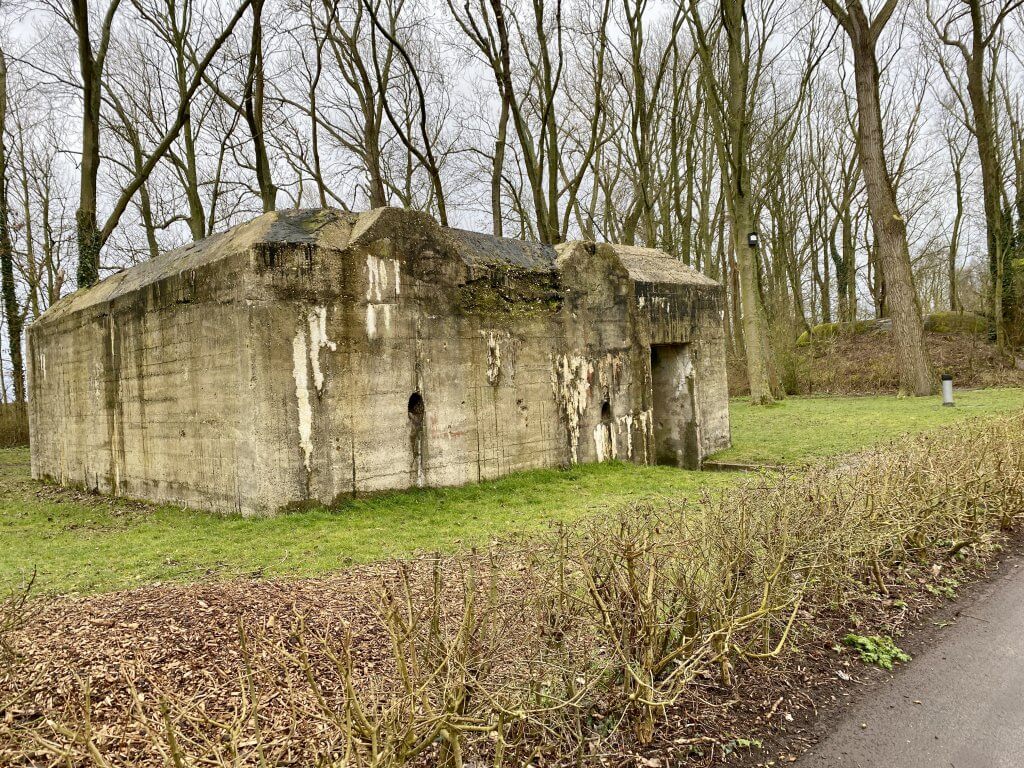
[714,388,1024,466]
[2,388,1021,596]
[0,453,731,596]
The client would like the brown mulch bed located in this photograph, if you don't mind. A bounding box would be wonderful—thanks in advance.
[3,564,402,766]
[2,535,1015,767]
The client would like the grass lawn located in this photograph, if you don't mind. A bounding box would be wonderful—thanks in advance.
[715,387,1024,466]
[2,388,1021,596]
[0,452,733,596]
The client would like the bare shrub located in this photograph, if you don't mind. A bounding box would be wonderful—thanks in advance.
[0,404,28,449]
[1,580,30,670]
[8,413,1024,766]
[0,577,34,764]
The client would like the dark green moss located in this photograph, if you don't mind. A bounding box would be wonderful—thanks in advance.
[923,311,988,335]
[796,320,880,346]
[456,266,562,320]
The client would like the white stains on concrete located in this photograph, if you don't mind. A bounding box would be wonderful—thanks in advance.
[307,306,336,394]
[92,359,104,401]
[596,352,624,394]
[636,408,653,462]
[594,422,608,463]
[292,326,313,471]
[649,296,673,319]
[554,351,640,464]
[40,353,46,381]
[366,255,388,301]
[552,353,594,464]
[365,254,401,300]
[293,306,337,469]
[593,420,618,463]
[365,303,392,339]
[365,255,401,339]
[483,330,507,385]
[593,412,642,462]
[621,413,634,458]
[365,304,376,338]
[680,352,694,380]
[671,354,695,400]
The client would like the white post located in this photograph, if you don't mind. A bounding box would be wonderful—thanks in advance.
[941,374,954,407]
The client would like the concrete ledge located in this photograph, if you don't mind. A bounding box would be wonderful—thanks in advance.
[701,460,786,473]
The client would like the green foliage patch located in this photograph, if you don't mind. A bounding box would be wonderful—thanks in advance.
[796,312,988,345]
[796,319,881,345]
[923,311,988,334]
[843,634,912,671]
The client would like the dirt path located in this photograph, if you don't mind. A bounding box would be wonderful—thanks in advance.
[797,554,1024,767]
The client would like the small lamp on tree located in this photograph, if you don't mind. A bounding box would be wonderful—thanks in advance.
[747,232,759,250]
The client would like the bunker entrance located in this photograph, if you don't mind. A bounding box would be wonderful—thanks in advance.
[408,392,426,486]
[649,344,700,469]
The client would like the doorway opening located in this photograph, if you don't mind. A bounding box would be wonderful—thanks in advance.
[649,344,700,468]
[408,392,426,486]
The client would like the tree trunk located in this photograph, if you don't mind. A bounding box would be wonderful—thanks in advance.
[73,0,103,289]
[949,156,964,311]
[841,1,933,395]
[491,97,509,237]
[14,129,40,319]
[244,0,276,212]
[173,18,207,240]
[724,0,775,404]
[959,1,1009,348]
[0,48,23,404]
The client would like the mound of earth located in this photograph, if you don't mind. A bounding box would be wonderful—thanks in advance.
[729,328,1024,397]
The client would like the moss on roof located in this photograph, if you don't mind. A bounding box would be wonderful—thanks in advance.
[34,208,718,327]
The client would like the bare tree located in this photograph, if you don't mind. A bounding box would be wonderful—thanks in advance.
[58,0,253,286]
[927,0,1023,351]
[686,0,824,402]
[0,42,22,404]
[823,0,934,395]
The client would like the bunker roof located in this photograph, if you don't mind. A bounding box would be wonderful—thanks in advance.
[37,208,718,325]
[606,244,719,287]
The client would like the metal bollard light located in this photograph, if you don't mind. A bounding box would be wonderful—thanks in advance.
[941,374,954,407]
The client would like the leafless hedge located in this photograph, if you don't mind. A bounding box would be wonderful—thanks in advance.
[0,405,28,449]
[3,413,1023,766]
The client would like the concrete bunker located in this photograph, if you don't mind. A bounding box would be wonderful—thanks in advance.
[26,208,731,515]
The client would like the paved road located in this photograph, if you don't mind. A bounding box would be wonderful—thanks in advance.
[799,558,1024,768]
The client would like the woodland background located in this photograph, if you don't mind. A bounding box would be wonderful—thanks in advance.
[0,0,1022,406]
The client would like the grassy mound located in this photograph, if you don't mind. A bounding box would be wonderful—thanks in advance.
[923,311,989,334]
[796,319,883,345]
[733,327,1024,397]
[795,312,988,346]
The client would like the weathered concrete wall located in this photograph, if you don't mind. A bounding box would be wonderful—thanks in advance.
[28,208,730,515]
